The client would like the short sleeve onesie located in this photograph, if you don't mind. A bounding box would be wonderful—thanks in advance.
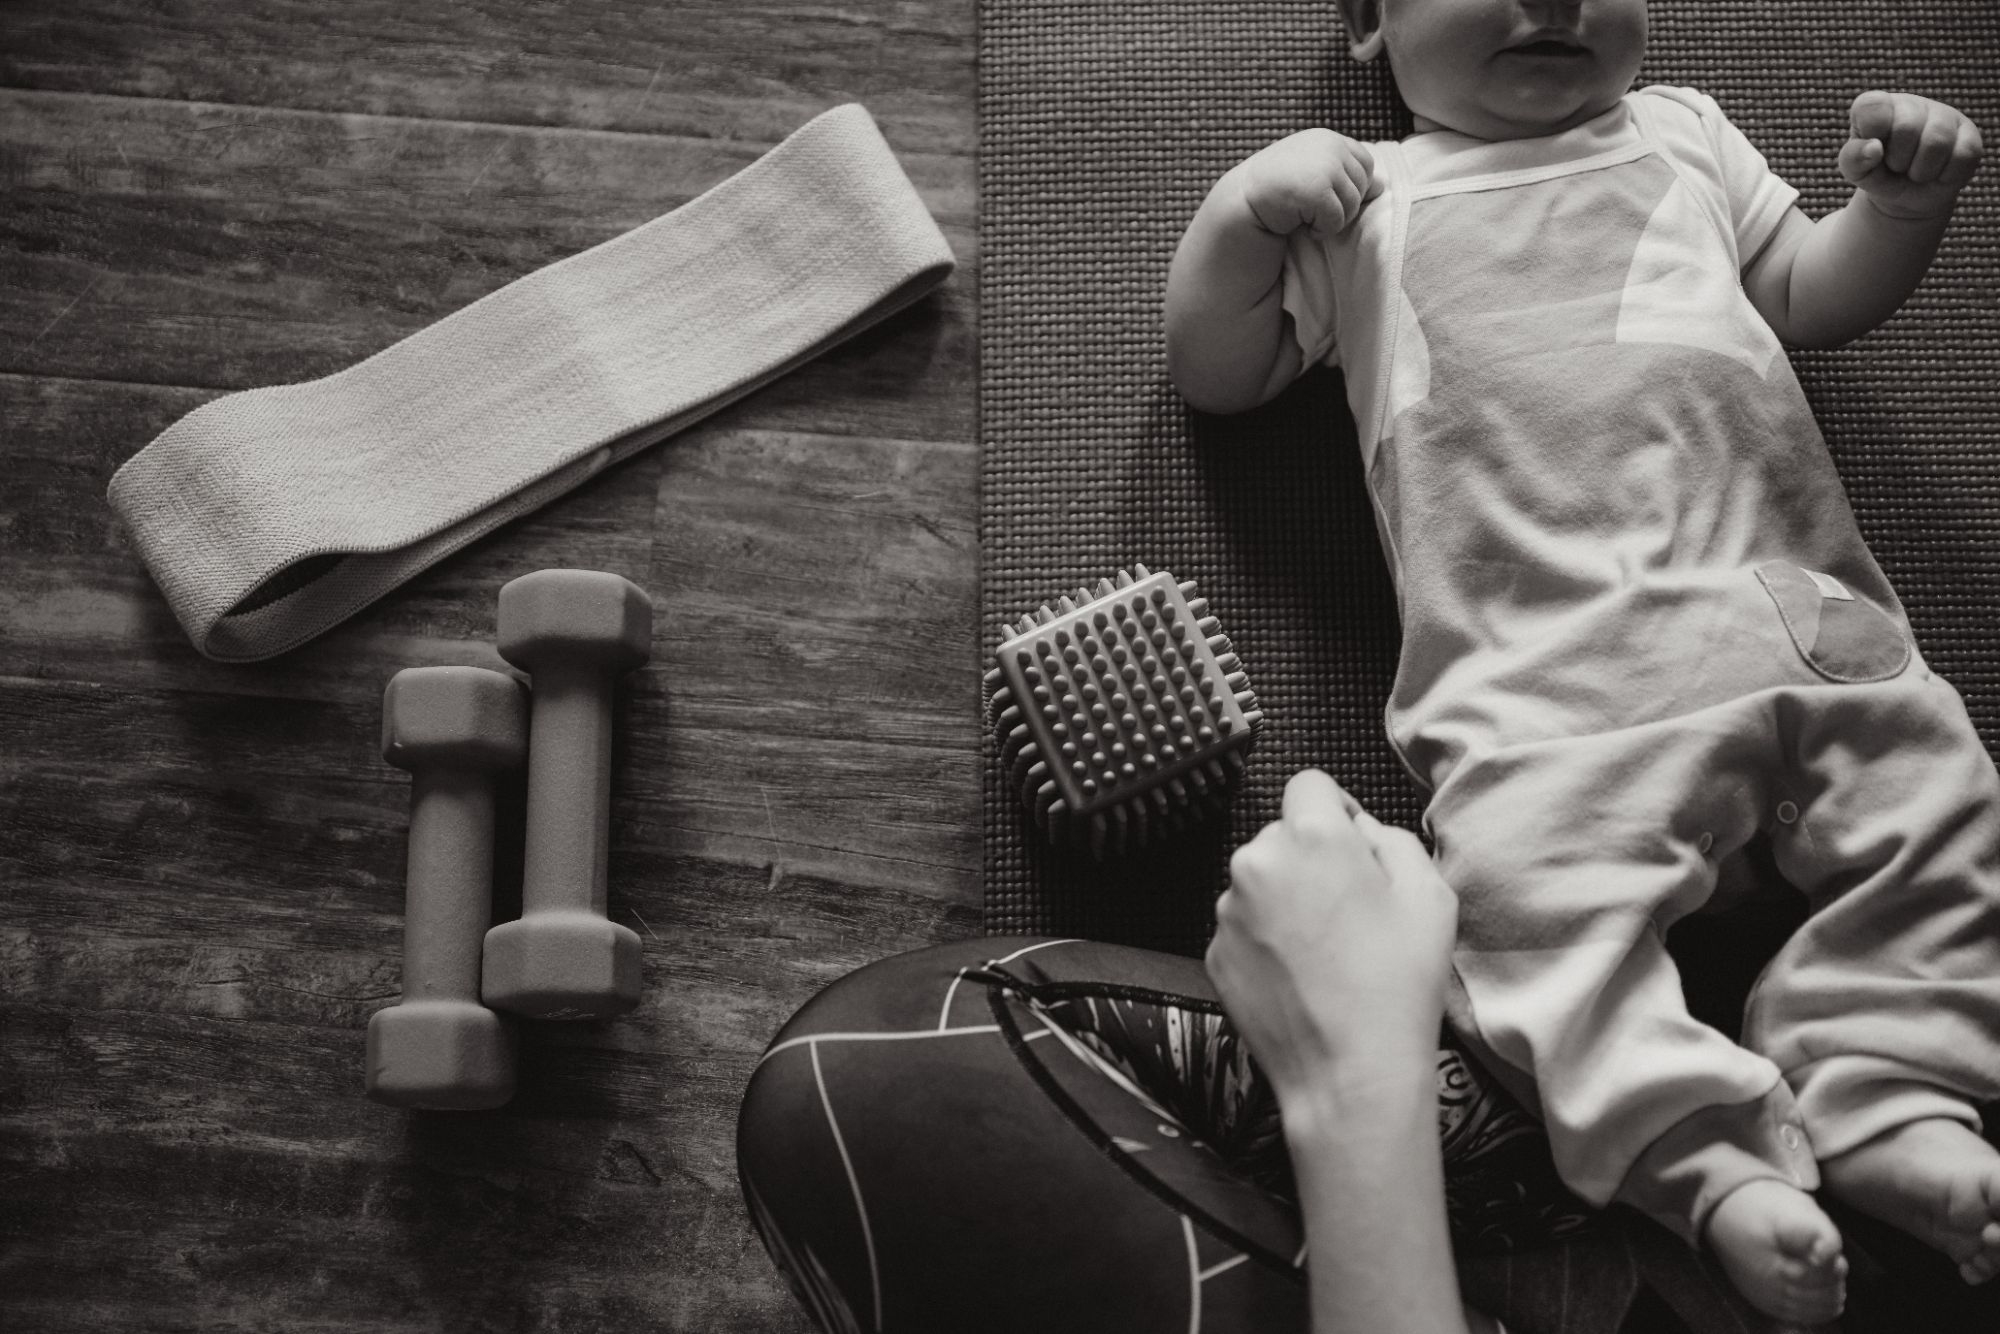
[1279,85,1914,791]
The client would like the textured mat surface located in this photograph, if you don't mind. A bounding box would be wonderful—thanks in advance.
[979,0,2000,951]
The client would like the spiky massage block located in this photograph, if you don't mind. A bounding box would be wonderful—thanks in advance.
[986,565,1263,857]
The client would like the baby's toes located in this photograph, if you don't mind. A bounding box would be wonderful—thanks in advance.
[1945,1170,2000,1281]
[1777,1212,1844,1267]
[1789,1251,1847,1304]
[1957,1221,2000,1285]
[1777,1219,1847,1317]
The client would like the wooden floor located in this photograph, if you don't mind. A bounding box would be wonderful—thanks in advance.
[0,3,978,1328]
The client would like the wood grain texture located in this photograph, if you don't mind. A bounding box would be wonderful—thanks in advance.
[0,1,979,1329]
[2,0,974,153]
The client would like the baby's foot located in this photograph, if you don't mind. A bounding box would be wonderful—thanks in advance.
[1704,1177,1848,1324]
[1821,1116,2000,1285]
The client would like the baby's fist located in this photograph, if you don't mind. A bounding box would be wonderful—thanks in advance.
[1840,90,1984,219]
[1238,129,1382,239]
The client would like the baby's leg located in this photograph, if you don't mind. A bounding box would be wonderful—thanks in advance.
[1747,672,2000,1285]
[1428,712,1845,1320]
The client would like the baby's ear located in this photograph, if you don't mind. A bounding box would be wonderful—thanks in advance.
[1338,0,1386,61]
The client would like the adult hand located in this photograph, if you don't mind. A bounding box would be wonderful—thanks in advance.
[1204,769,1457,1101]
[1839,90,1984,220]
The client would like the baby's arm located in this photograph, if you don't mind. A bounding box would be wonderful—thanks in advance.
[1743,91,1985,349]
[1164,130,1380,414]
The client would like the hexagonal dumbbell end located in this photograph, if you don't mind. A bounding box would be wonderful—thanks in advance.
[381,663,533,775]
[367,665,528,1110]
[484,569,652,1021]
[482,910,643,1022]
[497,569,652,679]
[366,999,516,1111]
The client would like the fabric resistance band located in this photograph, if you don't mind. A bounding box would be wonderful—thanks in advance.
[108,103,956,662]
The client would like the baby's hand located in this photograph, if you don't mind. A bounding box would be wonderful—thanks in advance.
[1238,129,1383,239]
[1839,90,1985,220]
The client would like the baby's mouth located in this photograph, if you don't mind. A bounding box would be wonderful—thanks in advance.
[1504,36,1589,57]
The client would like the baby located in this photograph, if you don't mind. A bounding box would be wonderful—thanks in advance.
[1165,0,1995,1323]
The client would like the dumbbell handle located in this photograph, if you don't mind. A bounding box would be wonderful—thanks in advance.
[521,662,614,917]
[402,767,498,1001]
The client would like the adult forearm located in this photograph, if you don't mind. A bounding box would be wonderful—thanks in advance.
[1164,166,1300,413]
[1284,1057,1474,1334]
[1783,191,1954,348]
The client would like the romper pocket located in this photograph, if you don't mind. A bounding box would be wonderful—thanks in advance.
[1755,560,1911,683]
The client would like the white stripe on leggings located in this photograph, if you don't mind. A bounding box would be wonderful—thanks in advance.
[935,938,1086,1030]
[811,1039,882,1333]
[1183,1214,1202,1334]
[756,1024,1003,1071]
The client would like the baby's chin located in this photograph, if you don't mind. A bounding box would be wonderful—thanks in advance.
[1411,86,1629,141]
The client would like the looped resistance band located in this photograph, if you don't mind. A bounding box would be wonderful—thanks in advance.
[108,103,957,661]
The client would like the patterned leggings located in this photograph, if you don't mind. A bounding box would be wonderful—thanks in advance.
[738,927,2000,1334]
[730,935,1773,1334]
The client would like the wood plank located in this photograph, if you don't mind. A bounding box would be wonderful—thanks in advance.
[0,1109,812,1333]
[0,0,975,155]
[0,90,976,438]
[2,838,974,1123]
[0,668,979,895]
[0,651,978,899]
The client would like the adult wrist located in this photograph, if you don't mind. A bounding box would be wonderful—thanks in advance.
[1276,1050,1438,1148]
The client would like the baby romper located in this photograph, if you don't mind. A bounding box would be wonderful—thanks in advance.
[1280,85,2000,1243]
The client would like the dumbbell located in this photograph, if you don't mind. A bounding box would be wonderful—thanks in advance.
[481,569,652,1020]
[366,666,528,1109]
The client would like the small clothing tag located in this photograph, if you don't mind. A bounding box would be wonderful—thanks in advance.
[1803,569,1853,601]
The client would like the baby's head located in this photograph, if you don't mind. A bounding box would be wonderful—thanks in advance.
[1337,0,1647,141]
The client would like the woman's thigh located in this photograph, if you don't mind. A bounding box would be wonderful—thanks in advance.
[736,935,1591,1334]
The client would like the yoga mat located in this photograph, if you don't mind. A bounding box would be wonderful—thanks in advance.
[978,0,2000,952]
